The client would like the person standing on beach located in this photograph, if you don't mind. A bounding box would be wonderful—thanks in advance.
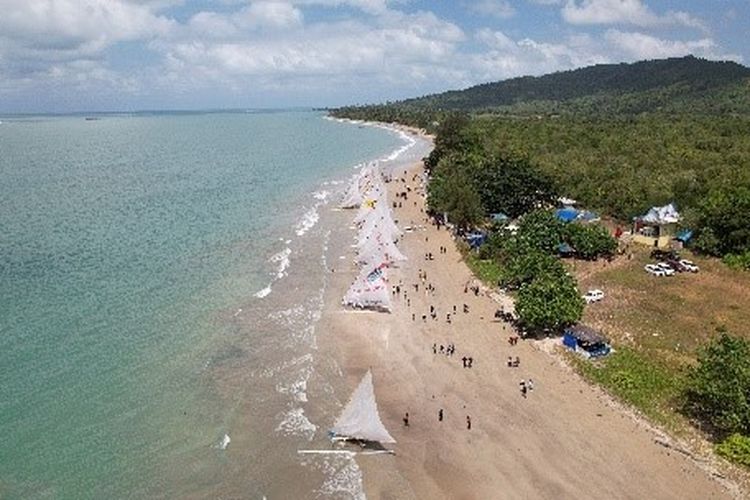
[461,356,467,368]
[466,415,471,430]
[403,413,410,427]
[438,409,443,422]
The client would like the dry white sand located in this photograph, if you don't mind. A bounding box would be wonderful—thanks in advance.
[316,155,734,499]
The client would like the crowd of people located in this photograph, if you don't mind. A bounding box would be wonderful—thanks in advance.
[381,168,537,437]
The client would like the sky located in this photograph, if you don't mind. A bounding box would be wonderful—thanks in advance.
[0,0,747,112]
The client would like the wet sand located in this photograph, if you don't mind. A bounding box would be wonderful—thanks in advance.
[315,149,734,499]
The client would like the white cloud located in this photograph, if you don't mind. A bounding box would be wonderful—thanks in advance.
[0,0,174,51]
[467,0,516,19]
[237,2,304,29]
[0,0,739,111]
[561,0,706,30]
[603,29,740,61]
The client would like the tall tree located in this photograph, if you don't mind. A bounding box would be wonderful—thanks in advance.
[685,331,750,435]
[516,273,584,332]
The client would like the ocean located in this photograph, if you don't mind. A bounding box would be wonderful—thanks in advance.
[0,110,432,499]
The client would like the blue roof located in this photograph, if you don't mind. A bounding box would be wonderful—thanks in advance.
[555,207,579,222]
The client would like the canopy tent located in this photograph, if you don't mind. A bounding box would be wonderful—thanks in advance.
[331,370,396,444]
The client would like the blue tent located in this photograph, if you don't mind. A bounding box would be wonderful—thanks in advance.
[676,229,693,243]
[466,232,487,249]
[555,207,579,223]
[558,242,576,256]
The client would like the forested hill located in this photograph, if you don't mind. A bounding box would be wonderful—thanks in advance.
[332,56,750,122]
[402,56,749,110]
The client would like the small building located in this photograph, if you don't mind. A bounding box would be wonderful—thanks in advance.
[563,325,611,358]
[631,203,681,248]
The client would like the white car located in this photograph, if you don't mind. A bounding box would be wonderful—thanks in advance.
[655,262,676,276]
[582,289,605,303]
[645,264,668,276]
[679,259,699,272]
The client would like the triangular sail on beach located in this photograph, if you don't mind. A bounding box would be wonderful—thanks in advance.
[331,370,396,444]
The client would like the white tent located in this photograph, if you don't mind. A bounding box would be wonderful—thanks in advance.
[641,203,681,224]
[331,370,396,444]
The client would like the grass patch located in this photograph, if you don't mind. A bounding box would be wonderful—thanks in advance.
[716,434,750,468]
[571,347,686,430]
[464,252,503,286]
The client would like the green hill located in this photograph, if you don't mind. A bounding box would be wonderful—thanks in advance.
[332,56,750,122]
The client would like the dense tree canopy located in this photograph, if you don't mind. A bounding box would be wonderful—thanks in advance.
[472,157,557,218]
[516,273,584,332]
[564,223,618,260]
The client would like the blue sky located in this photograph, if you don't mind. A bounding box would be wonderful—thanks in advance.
[0,0,747,112]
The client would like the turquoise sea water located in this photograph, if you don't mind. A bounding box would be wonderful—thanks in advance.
[0,111,406,498]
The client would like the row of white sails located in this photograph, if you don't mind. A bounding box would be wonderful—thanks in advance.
[322,162,399,448]
[340,162,406,312]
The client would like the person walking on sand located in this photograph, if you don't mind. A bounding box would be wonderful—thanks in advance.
[468,357,473,368]
[528,379,534,392]
[432,343,437,354]
[403,412,410,427]
[466,415,471,430]
[438,409,443,422]
[461,356,468,368]
[520,380,527,398]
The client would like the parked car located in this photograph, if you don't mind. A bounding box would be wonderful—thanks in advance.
[655,262,676,276]
[666,259,688,272]
[679,259,699,272]
[651,249,679,261]
[582,289,605,303]
[645,264,668,276]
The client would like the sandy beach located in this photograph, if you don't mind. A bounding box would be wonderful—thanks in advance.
[315,138,735,499]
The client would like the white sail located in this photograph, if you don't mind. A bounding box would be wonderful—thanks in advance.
[331,370,396,444]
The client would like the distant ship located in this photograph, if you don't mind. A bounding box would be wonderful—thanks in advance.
[85,117,100,121]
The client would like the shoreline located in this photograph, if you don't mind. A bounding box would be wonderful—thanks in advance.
[314,125,736,498]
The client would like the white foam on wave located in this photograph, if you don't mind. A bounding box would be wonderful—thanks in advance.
[254,286,272,298]
[313,189,331,201]
[380,128,417,163]
[275,407,317,440]
[271,247,292,279]
[219,433,231,450]
[295,206,320,237]
[304,453,366,500]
